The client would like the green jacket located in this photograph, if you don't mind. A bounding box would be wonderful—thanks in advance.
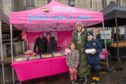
[72,30,90,77]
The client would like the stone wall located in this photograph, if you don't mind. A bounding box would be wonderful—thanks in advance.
[1,0,126,14]
[1,0,12,15]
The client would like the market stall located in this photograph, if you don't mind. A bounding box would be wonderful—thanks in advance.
[12,56,68,81]
[10,0,103,83]
[88,2,126,63]
[109,41,126,57]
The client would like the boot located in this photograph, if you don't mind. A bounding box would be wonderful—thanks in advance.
[71,80,75,84]
[74,80,79,84]
[83,76,87,84]
[71,80,78,84]
[78,76,88,84]
[95,76,101,84]
[91,76,101,84]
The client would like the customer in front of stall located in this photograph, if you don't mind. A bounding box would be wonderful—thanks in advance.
[96,31,101,41]
[72,22,90,84]
[84,31,102,84]
[113,29,122,41]
[46,32,57,53]
[66,42,79,84]
[33,33,47,55]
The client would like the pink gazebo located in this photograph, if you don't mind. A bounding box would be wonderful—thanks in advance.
[10,0,104,83]
[10,0,103,32]
[10,0,104,50]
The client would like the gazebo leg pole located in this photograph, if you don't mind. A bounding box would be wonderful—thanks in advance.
[102,22,109,68]
[115,18,121,63]
[10,24,15,84]
[0,21,6,84]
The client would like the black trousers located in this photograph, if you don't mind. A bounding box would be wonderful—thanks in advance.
[90,64,100,77]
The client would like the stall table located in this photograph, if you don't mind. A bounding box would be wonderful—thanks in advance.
[108,47,126,57]
[11,56,68,82]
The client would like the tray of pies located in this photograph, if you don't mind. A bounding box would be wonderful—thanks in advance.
[41,53,53,58]
[15,55,28,62]
[52,51,65,57]
[29,54,40,60]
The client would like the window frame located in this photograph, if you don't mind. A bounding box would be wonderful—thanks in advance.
[47,0,51,3]
[25,0,35,8]
[102,0,107,8]
[68,0,75,7]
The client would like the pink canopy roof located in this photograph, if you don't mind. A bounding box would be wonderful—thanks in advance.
[10,0,103,32]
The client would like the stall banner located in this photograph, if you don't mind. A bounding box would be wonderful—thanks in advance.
[100,30,111,39]
[10,0,103,32]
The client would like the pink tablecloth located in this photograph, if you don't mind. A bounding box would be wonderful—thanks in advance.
[11,56,69,81]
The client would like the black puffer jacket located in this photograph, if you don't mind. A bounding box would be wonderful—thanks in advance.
[47,37,57,53]
[33,37,47,54]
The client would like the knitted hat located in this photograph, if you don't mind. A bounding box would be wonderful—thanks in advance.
[76,22,84,27]
[87,31,93,36]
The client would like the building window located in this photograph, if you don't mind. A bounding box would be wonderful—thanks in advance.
[25,0,35,8]
[116,0,121,5]
[102,0,107,8]
[13,0,25,11]
[68,0,75,7]
[47,0,51,3]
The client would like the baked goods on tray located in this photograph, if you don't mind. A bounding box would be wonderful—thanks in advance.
[24,50,34,55]
[42,53,53,58]
[53,51,65,57]
[15,55,28,62]
[29,54,40,60]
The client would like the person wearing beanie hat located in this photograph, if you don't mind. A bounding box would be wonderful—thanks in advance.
[76,22,84,27]
[84,31,102,84]
[86,31,94,37]
[72,22,89,84]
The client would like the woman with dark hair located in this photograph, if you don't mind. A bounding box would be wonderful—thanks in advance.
[113,29,122,41]
[46,32,57,53]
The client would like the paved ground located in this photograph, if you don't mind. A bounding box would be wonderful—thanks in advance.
[0,59,126,84]
[100,59,126,84]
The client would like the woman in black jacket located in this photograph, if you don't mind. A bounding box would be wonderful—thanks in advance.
[46,32,57,53]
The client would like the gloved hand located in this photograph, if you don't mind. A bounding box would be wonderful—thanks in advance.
[65,48,71,55]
